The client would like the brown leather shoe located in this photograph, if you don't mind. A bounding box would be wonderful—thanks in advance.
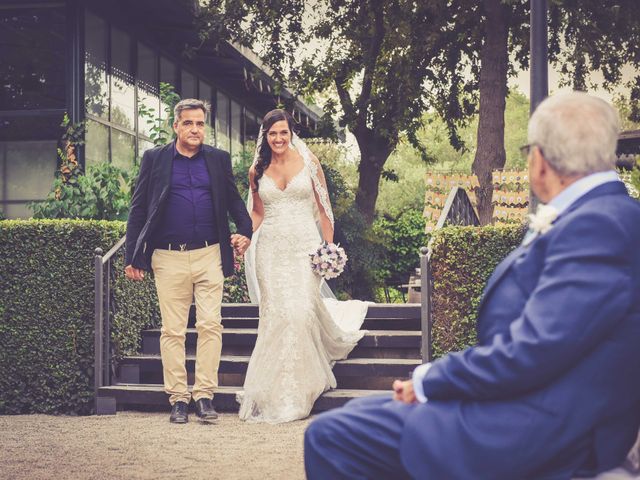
[194,398,219,420]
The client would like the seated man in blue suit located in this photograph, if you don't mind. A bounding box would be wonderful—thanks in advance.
[304,91,640,480]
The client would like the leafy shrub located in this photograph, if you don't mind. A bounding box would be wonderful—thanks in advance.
[429,224,525,358]
[31,162,132,221]
[137,82,180,146]
[0,220,159,414]
[225,255,251,303]
[620,157,640,199]
[373,209,430,287]
[29,114,133,221]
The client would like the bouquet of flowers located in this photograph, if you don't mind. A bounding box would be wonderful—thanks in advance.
[309,241,348,280]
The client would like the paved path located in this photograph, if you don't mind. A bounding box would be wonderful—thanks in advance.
[0,412,311,480]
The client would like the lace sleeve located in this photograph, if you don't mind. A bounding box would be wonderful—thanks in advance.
[295,136,335,227]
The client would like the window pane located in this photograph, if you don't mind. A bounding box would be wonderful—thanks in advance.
[181,70,196,99]
[110,27,135,130]
[3,140,57,203]
[84,11,109,119]
[230,100,242,157]
[0,114,63,142]
[199,80,212,105]
[111,129,135,171]
[3,203,32,219]
[0,7,66,110]
[215,92,230,152]
[160,56,178,88]
[0,112,60,218]
[245,111,260,144]
[159,57,177,123]
[138,138,155,158]
[85,119,109,169]
[137,43,159,138]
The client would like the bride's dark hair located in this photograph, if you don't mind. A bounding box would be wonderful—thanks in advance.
[253,109,296,191]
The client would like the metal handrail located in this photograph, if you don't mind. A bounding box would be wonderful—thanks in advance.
[94,235,126,411]
[420,187,479,362]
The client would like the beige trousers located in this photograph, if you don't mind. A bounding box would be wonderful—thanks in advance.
[151,244,224,405]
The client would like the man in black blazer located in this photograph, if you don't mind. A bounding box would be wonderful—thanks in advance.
[125,99,252,423]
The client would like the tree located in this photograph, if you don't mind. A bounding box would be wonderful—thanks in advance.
[472,0,516,224]
[197,0,477,222]
[197,0,640,224]
[468,0,640,223]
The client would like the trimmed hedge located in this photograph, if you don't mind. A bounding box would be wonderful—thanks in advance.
[429,224,526,359]
[0,218,524,413]
[0,220,160,414]
[0,219,251,414]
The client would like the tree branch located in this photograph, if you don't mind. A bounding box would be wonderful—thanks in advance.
[335,67,357,126]
[355,0,385,127]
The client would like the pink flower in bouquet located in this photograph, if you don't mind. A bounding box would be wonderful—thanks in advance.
[309,241,347,280]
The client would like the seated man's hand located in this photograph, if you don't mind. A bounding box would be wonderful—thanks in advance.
[230,234,251,255]
[393,379,417,404]
[125,264,145,281]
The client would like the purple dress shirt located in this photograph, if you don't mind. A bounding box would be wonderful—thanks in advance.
[153,143,218,245]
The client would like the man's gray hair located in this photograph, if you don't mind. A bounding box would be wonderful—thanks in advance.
[528,91,620,176]
[173,98,210,122]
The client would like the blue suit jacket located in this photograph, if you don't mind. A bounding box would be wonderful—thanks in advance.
[401,182,640,479]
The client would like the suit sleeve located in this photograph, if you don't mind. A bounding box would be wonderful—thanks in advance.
[125,149,153,266]
[221,151,253,239]
[422,211,634,401]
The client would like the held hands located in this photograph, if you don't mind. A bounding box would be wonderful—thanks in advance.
[393,379,417,404]
[124,265,145,281]
[230,234,251,256]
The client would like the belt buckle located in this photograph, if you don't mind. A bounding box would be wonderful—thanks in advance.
[179,243,187,252]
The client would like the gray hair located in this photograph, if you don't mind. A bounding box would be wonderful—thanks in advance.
[173,98,210,122]
[528,91,620,176]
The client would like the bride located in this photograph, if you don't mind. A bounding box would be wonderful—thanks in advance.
[237,109,369,423]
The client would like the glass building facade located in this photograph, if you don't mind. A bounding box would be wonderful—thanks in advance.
[0,1,319,218]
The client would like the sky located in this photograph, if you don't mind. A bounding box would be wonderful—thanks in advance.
[512,63,638,102]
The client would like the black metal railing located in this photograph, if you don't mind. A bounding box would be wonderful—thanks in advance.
[94,235,126,412]
[420,187,479,362]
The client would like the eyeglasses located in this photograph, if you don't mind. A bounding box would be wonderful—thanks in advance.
[519,143,544,160]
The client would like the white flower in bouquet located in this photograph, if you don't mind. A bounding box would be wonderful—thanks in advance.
[310,241,348,280]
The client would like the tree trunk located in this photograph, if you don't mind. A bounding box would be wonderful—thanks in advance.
[472,0,509,225]
[353,129,393,223]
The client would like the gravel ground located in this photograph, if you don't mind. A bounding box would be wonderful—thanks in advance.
[0,412,311,480]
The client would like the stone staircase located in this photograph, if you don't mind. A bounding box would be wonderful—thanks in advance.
[96,303,423,414]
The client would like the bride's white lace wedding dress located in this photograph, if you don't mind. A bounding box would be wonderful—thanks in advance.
[238,160,368,423]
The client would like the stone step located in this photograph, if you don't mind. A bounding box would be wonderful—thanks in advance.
[216,316,421,330]
[218,303,421,319]
[96,384,391,414]
[141,329,422,358]
[114,355,420,388]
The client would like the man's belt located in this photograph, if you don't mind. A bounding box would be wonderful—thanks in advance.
[155,240,218,252]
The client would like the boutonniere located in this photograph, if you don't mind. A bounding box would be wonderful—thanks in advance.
[522,204,559,246]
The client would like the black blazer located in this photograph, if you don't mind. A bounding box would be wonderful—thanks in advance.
[124,142,252,277]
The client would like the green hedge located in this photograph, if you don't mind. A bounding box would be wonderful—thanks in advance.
[0,218,524,413]
[429,224,526,359]
[0,220,160,414]
[0,219,251,414]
